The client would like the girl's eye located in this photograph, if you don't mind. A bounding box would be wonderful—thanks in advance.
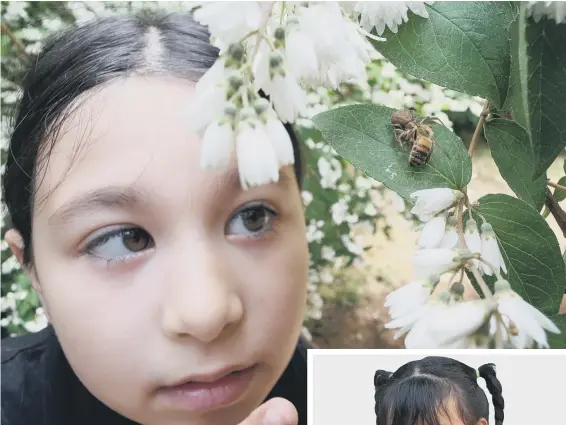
[83,227,154,262]
[227,203,278,237]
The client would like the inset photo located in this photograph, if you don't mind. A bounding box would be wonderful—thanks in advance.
[309,350,566,425]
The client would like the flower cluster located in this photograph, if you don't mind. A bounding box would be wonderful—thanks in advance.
[528,1,566,24]
[189,1,431,190]
[385,188,561,349]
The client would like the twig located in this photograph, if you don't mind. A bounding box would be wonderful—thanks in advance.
[545,188,566,238]
[1,22,30,59]
[468,100,489,157]
[456,199,466,248]
[548,179,566,193]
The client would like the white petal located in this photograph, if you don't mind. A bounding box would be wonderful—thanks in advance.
[439,229,458,249]
[200,121,234,169]
[417,216,446,249]
[481,237,501,276]
[188,88,226,134]
[269,74,307,123]
[407,2,429,18]
[410,188,463,222]
[265,117,294,166]
[196,59,225,94]
[385,280,432,319]
[497,296,551,347]
[252,40,271,92]
[428,300,492,346]
[412,248,459,278]
[286,30,319,80]
[235,123,279,190]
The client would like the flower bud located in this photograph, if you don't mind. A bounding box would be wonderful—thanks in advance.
[450,281,465,296]
[239,107,257,123]
[253,98,270,116]
[268,52,284,71]
[227,43,245,62]
[223,103,238,119]
[227,72,243,90]
[274,26,285,41]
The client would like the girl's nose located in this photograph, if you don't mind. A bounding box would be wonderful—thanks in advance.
[160,244,244,343]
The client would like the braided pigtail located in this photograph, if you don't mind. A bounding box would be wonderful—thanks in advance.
[374,370,393,425]
[478,363,504,425]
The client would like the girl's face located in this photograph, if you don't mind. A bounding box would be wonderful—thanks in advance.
[21,76,308,425]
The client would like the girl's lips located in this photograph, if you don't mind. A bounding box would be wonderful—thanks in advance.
[156,365,257,412]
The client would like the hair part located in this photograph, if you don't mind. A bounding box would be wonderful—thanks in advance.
[374,357,504,425]
[2,11,304,267]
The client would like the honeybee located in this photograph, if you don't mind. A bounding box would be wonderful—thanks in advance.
[391,109,445,166]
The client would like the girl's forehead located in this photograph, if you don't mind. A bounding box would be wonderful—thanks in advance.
[34,76,296,222]
[35,77,233,216]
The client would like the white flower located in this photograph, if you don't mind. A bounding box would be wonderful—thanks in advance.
[301,191,313,207]
[262,73,307,123]
[265,116,295,167]
[321,246,336,261]
[404,299,495,349]
[188,67,227,135]
[341,234,365,256]
[285,24,319,81]
[306,220,325,243]
[318,157,342,189]
[464,218,482,269]
[490,315,533,349]
[200,120,234,169]
[480,223,507,276]
[528,1,566,24]
[417,215,446,249]
[385,276,439,320]
[297,2,370,89]
[410,188,464,222]
[3,1,28,22]
[439,216,458,249]
[364,202,378,216]
[412,248,461,278]
[494,280,560,348]
[235,121,279,190]
[193,2,269,46]
[347,1,430,36]
[331,199,349,225]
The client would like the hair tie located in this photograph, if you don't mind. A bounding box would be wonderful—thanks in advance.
[476,369,480,378]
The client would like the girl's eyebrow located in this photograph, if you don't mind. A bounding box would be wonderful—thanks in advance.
[48,185,152,225]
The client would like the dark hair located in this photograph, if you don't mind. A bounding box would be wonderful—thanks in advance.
[374,356,504,425]
[2,12,304,266]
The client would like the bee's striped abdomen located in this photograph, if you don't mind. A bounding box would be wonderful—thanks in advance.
[409,138,432,166]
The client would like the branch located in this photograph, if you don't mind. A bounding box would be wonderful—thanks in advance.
[468,100,489,157]
[548,179,566,193]
[1,22,30,60]
[545,188,566,238]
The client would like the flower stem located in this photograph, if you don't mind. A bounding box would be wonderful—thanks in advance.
[456,199,466,248]
[470,265,493,299]
[468,100,489,158]
[280,2,286,25]
[494,312,504,349]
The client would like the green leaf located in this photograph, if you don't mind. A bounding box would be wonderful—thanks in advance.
[548,315,566,349]
[554,176,566,203]
[483,118,546,210]
[503,4,530,133]
[473,194,566,315]
[312,104,472,200]
[372,2,517,108]
[525,18,566,178]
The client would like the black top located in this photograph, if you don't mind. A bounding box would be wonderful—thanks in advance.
[1,326,308,425]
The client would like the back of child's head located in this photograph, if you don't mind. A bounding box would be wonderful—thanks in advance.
[374,356,504,425]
